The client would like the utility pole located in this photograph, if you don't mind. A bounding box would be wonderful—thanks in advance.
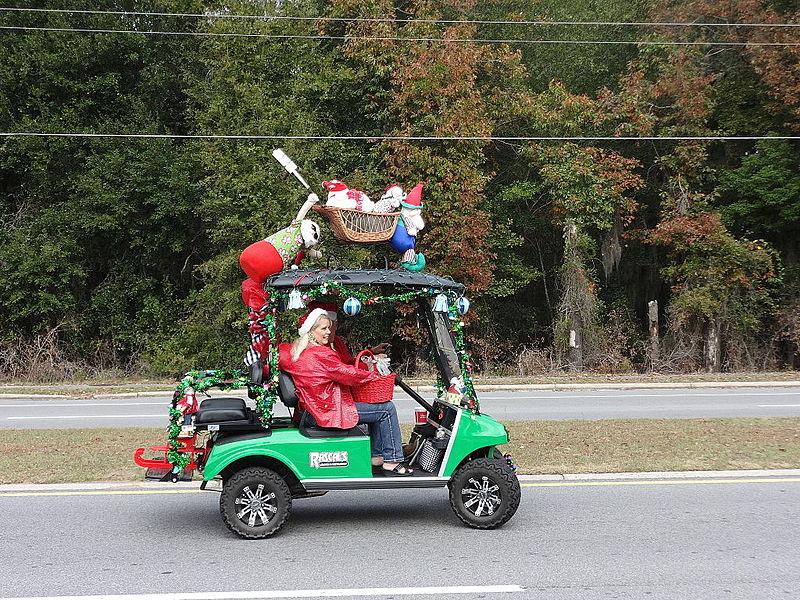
[564,222,583,372]
[705,317,722,372]
[648,300,659,369]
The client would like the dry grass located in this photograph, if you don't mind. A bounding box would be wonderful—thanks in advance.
[471,371,800,385]
[2,418,799,484]
[502,418,800,474]
[0,428,164,484]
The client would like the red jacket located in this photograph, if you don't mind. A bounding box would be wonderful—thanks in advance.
[278,343,378,428]
[331,335,354,364]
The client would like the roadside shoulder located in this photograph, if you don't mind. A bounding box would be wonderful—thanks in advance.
[3,469,799,493]
[2,379,799,400]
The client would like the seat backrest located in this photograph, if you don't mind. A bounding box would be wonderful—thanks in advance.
[278,371,299,408]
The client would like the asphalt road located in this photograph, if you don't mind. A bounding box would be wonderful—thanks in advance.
[1,386,799,429]
[1,474,798,599]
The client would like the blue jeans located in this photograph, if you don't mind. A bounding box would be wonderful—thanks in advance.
[355,401,404,463]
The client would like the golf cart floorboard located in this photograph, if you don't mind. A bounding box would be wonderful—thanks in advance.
[302,472,448,491]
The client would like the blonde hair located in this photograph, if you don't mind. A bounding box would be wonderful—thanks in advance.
[291,314,331,361]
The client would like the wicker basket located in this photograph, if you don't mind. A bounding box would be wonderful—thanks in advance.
[312,204,400,244]
[351,349,396,403]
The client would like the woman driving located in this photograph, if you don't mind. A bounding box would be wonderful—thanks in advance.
[279,307,413,476]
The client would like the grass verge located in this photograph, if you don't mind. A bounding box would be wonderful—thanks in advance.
[501,418,800,474]
[2,418,799,484]
[2,371,798,396]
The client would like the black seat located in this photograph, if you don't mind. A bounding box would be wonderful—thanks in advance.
[200,397,246,411]
[279,371,299,409]
[195,397,249,425]
[279,371,366,438]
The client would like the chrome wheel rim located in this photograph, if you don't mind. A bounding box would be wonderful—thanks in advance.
[461,475,502,517]
[234,483,277,528]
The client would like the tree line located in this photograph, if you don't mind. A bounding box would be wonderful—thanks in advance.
[0,0,798,380]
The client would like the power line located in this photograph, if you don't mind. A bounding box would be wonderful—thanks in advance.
[1,7,798,28]
[1,132,797,141]
[1,25,798,46]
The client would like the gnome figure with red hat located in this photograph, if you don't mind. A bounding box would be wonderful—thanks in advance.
[389,183,426,271]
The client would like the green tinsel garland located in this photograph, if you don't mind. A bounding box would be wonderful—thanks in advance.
[448,303,479,411]
[167,282,476,470]
[167,369,272,471]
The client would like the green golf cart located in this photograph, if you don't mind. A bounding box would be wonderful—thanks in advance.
[134,269,520,539]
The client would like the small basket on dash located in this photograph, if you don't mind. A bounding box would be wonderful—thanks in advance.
[351,349,396,403]
[312,205,400,244]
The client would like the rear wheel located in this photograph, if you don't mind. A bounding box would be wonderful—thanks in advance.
[448,458,520,529]
[220,467,291,539]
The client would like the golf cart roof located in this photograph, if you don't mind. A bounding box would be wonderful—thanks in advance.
[266,269,465,293]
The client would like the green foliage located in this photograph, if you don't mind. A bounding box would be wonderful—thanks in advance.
[717,140,800,245]
[652,213,780,342]
[0,0,797,377]
[0,5,199,367]
[531,143,642,231]
[476,0,652,94]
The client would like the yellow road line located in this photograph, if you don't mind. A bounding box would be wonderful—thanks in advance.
[0,489,204,498]
[1,477,799,498]
[521,477,800,488]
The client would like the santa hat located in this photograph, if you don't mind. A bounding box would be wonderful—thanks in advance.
[322,180,348,192]
[298,301,338,329]
[298,307,330,336]
[401,183,423,209]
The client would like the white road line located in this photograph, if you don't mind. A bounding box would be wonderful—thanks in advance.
[522,477,800,488]
[758,404,800,407]
[6,414,165,420]
[0,585,525,600]
[0,402,166,408]
[477,392,800,399]
[1,391,797,409]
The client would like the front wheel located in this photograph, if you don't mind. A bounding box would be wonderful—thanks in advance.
[448,458,520,529]
[220,467,291,539]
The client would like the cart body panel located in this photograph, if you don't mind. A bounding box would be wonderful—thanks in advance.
[439,410,508,477]
[203,428,372,481]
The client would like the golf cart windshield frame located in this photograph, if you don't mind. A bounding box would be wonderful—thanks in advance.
[420,299,461,384]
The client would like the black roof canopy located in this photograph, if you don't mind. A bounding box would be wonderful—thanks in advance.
[265,269,465,293]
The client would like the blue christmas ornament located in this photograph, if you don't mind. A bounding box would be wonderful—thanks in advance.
[456,296,470,315]
[343,297,362,316]
[433,293,449,313]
